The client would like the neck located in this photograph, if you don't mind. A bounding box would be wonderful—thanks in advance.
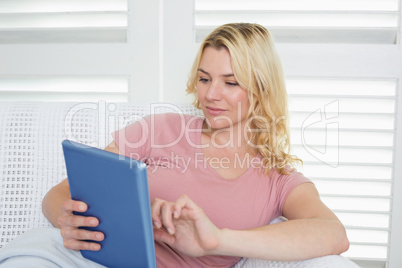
[202,119,256,156]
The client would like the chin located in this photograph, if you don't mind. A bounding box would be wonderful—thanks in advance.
[204,118,233,131]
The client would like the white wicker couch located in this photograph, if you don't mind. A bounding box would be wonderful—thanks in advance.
[0,102,359,267]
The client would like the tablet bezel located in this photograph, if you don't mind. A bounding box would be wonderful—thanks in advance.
[62,140,156,268]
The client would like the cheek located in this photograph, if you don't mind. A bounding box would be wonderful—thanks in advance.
[241,99,251,117]
[231,91,249,109]
[238,95,251,118]
[196,83,206,100]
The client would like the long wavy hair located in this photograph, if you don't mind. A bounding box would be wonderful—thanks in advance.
[186,23,301,174]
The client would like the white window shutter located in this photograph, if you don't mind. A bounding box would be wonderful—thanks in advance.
[287,78,396,262]
[0,76,129,102]
[0,0,128,43]
[0,0,136,103]
[195,0,400,44]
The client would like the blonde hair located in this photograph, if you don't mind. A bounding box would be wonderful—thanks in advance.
[186,23,301,174]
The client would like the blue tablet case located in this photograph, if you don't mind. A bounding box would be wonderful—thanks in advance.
[62,140,156,268]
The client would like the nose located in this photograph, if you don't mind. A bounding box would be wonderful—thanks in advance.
[205,81,223,101]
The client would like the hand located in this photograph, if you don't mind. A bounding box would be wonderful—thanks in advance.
[151,194,222,257]
[57,199,104,251]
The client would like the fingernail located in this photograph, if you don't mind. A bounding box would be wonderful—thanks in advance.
[174,210,179,218]
[167,228,174,235]
[79,204,86,211]
[153,221,161,229]
[96,234,103,240]
[90,219,97,226]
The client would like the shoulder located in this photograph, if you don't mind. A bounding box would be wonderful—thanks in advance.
[272,165,308,180]
[146,113,204,143]
[149,113,204,129]
[147,112,198,121]
[267,166,312,191]
[264,166,313,215]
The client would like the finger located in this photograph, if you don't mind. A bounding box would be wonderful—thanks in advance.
[160,202,175,234]
[62,199,88,213]
[173,194,197,219]
[153,227,175,246]
[60,214,99,228]
[61,228,104,242]
[151,198,164,229]
[63,238,102,251]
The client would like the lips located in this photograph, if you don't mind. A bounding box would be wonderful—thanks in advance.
[206,106,226,116]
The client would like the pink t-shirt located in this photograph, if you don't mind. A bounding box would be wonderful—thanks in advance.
[112,113,311,268]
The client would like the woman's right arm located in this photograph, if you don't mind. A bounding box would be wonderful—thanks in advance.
[42,178,72,228]
[41,141,122,251]
[42,179,104,251]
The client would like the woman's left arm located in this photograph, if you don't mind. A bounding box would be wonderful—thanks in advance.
[153,183,349,261]
[214,182,350,261]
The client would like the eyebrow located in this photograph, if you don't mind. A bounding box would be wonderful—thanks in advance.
[197,68,234,78]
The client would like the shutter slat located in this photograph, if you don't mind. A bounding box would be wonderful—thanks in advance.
[194,0,400,44]
[195,0,399,12]
[343,244,388,260]
[294,147,393,165]
[334,209,391,215]
[195,26,398,44]
[0,1,128,44]
[0,28,126,43]
[349,242,389,247]
[311,177,392,183]
[286,78,396,96]
[195,10,399,15]
[316,181,392,197]
[346,226,390,232]
[0,75,129,102]
[301,162,393,167]
[289,94,396,100]
[293,144,394,150]
[0,76,129,92]
[320,194,392,199]
[301,164,393,179]
[0,0,127,13]
[338,213,390,228]
[195,12,397,28]
[282,76,395,261]
[290,113,395,130]
[291,127,395,134]
[0,13,127,28]
[0,92,128,102]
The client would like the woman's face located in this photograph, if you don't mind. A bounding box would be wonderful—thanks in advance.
[197,46,250,131]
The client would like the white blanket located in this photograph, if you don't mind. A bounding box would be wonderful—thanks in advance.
[0,227,359,268]
[0,228,105,268]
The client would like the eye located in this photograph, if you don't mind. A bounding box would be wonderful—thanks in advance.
[199,78,210,84]
[226,81,239,87]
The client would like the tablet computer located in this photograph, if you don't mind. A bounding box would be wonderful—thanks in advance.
[62,140,156,268]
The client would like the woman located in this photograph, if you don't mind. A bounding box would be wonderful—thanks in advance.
[42,23,349,267]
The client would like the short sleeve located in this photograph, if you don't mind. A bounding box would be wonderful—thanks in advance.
[275,169,313,216]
